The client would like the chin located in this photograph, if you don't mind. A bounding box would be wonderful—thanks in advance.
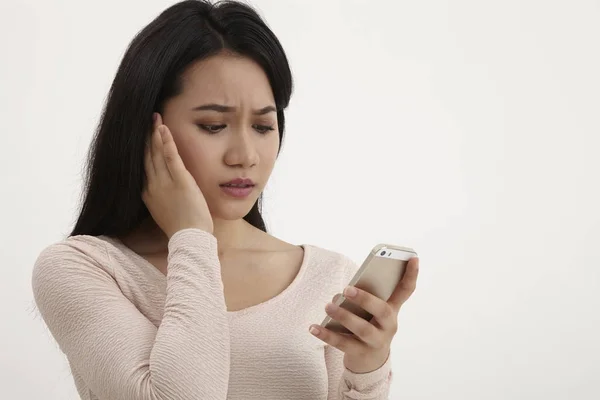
[209,198,258,221]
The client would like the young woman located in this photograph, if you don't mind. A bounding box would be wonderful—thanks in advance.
[32,1,419,399]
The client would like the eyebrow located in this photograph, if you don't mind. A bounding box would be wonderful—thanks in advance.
[192,104,277,115]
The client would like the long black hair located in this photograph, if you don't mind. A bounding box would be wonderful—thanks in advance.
[69,0,293,238]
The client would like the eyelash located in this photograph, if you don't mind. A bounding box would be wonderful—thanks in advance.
[198,124,275,134]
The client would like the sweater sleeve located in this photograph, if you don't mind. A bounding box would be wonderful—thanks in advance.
[325,340,393,399]
[31,228,230,400]
[324,254,393,399]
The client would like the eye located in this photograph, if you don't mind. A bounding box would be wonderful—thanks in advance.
[198,124,226,134]
[253,124,275,134]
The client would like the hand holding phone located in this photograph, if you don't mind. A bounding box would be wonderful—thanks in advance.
[320,244,417,334]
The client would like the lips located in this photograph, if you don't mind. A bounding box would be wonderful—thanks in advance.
[219,178,255,199]
[220,178,255,188]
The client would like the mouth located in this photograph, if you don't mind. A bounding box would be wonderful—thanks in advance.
[219,178,255,188]
[219,178,256,198]
[219,183,255,188]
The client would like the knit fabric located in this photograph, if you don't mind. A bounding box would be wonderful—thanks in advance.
[32,228,392,399]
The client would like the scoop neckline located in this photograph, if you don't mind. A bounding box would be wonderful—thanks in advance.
[100,235,311,318]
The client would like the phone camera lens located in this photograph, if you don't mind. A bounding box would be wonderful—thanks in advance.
[380,251,386,256]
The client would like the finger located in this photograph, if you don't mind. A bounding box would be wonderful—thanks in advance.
[159,124,187,181]
[144,135,155,183]
[144,113,161,182]
[309,324,364,354]
[388,257,419,310]
[151,123,172,181]
[323,302,382,347]
[342,286,398,332]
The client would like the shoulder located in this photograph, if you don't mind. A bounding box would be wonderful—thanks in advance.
[258,229,359,283]
[32,235,115,302]
[303,244,360,284]
[33,235,112,273]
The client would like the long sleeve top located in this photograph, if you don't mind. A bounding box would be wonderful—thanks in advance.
[32,228,392,400]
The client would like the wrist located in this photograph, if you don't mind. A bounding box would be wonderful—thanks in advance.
[167,226,213,240]
[343,348,390,374]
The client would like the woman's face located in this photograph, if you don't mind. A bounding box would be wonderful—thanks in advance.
[161,52,279,221]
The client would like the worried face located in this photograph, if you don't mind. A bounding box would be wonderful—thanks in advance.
[161,52,280,221]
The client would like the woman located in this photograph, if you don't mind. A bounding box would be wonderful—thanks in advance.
[32,1,419,399]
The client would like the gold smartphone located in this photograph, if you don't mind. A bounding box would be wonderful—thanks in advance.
[320,244,417,334]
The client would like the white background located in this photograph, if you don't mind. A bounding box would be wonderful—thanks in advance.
[1,0,599,399]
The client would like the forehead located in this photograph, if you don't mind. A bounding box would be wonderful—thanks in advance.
[178,52,275,106]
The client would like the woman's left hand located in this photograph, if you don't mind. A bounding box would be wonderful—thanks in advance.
[310,257,419,373]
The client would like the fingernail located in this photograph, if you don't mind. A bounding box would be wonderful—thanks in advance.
[344,286,358,297]
[326,303,338,313]
[309,326,320,336]
[153,113,158,122]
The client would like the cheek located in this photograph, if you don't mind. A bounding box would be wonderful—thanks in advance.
[174,137,216,184]
[260,138,280,169]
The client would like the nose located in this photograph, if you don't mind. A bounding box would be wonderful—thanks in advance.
[223,128,259,168]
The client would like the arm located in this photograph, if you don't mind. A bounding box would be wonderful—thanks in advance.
[325,344,393,400]
[32,229,230,400]
[324,254,393,399]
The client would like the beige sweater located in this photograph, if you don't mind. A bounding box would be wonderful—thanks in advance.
[32,228,392,400]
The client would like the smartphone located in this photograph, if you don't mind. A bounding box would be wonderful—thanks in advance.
[320,244,417,334]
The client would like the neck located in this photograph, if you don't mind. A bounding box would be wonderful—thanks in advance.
[212,217,259,252]
[127,216,259,255]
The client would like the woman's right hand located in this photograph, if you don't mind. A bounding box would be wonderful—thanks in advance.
[142,113,214,238]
